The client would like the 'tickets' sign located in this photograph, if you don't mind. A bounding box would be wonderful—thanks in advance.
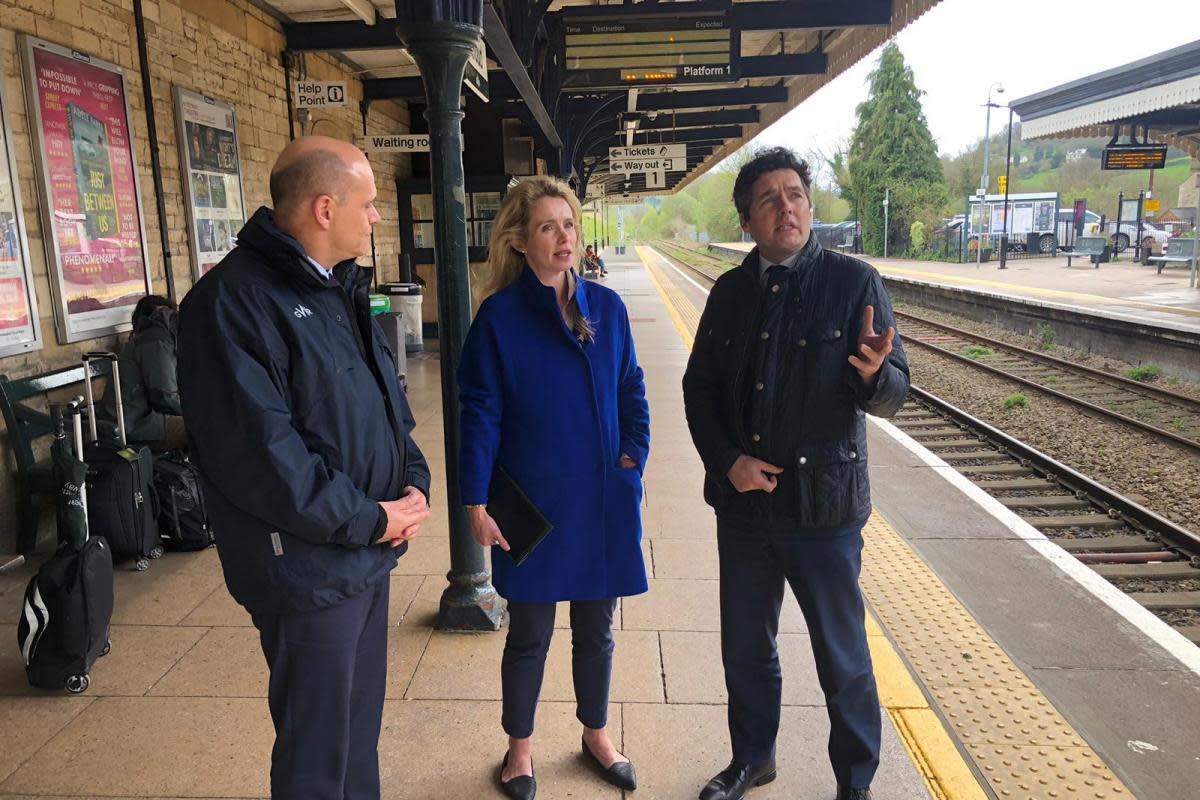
[21,36,152,343]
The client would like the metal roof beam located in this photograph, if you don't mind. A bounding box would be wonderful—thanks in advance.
[483,1,563,149]
[634,86,788,110]
[284,19,400,51]
[732,0,891,31]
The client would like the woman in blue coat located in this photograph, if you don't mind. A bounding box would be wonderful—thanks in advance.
[459,176,650,799]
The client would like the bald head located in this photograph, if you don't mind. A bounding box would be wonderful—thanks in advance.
[268,136,381,267]
[269,136,368,225]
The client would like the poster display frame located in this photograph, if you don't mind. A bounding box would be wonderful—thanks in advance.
[173,86,246,280]
[0,55,42,358]
[20,35,153,344]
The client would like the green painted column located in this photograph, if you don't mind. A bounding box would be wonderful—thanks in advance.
[401,19,503,631]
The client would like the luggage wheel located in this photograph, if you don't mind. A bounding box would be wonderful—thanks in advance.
[135,558,150,572]
[65,674,90,694]
[100,640,111,657]
[149,546,164,559]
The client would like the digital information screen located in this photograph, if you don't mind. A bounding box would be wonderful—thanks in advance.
[1102,144,1168,171]
[563,13,738,88]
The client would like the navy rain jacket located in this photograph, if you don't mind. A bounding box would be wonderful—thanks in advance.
[178,207,430,614]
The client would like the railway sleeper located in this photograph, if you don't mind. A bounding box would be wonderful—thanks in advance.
[1093,562,1197,581]
[1000,495,1093,510]
[1127,591,1200,610]
[1037,514,1126,530]
[1059,535,1162,553]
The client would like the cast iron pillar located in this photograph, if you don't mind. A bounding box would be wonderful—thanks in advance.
[399,16,503,631]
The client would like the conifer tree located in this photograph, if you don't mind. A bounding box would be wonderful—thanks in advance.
[848,43,946,255]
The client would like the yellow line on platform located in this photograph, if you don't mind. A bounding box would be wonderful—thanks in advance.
[634,243,987,800]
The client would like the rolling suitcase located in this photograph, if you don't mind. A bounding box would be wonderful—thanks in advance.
[17,399,114,694]
[82,352,161,570]
[153,451,213,551]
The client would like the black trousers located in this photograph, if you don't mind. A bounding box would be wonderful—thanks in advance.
[501,598,617,738]
[252,577,390,800]
[718,521,881,790]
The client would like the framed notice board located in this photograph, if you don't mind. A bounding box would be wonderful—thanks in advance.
[20,35,152,343]
[174,86,246,279]
[0,52,41,357]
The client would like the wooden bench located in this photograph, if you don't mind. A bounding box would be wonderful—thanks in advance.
[1148,239,1198,275]
[1066,236,1109,268]
[0,361,110,554]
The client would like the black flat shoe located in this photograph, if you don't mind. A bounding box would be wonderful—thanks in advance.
[698,759,777,800]
[498,752,536,800]
[581,736,637,791]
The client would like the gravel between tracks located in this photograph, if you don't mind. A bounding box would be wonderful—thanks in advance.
[906,345,1200,530]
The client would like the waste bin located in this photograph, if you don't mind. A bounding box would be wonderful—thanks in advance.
[376,311,408,387]
[378,283,423,354]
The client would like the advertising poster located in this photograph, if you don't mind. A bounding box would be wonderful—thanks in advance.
[0,60,42,357]
[173,86,246,278]
[21,36,151,343]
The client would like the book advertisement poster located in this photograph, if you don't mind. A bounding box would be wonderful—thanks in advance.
[21,36,152,343]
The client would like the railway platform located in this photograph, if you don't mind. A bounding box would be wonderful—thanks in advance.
[0,248,1198,799]
[710,241,1200,336]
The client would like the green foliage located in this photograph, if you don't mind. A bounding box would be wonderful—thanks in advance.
[1125,364,1161,382]
[1036,323,1056,351]
[1003,394,1029,409]
[909,221,926,253]
[848,43,945,255]
[964,345,994,360]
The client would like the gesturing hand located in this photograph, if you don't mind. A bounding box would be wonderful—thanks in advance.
[847,305,895,387]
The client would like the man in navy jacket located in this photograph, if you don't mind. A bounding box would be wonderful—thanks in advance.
[178,136,431,800]
[683,148,909,800]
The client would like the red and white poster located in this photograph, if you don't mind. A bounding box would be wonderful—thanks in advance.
[0,59,41,357]
[21,36,151,343]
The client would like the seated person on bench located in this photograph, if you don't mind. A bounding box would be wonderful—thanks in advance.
[99,295,187,451]
[584,244,608,277]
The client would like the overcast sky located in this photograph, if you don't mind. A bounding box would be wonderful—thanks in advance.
[751,0,1200,164]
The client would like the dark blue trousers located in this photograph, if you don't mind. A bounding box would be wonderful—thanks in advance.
[252,577,390,800]
[717,521,880,790]
[501,598,616,738]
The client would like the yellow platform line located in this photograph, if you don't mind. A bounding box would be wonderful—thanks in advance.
[637,243,1132,800]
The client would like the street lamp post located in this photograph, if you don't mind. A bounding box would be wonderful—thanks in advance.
[999,106,1014,270]
[977,82,1005,268]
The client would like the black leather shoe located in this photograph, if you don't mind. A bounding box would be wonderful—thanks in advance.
[581,736,637,790]
[835,786,873,800]
[498,752,536,800]
[698,759,777,800]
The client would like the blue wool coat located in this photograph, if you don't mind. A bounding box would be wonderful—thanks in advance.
[458,267,650,603]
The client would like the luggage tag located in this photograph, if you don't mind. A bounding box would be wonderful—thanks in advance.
[117,448,139,462]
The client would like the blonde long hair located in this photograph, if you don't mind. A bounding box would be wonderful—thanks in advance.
[477,176,594,342]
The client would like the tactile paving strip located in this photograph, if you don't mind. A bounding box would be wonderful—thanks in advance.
[861,514,1131,798]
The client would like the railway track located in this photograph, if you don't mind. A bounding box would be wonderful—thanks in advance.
[649,242,1200,644]
[896,310,1200,453]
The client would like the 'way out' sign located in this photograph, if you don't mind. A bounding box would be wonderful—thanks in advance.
[364,134,431,153]
[295,81,347,108]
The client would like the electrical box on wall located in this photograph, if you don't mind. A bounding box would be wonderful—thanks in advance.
[502,119,534,176]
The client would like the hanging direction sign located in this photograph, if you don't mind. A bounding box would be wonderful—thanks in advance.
[645,169,665,189]
[610,144,686,161]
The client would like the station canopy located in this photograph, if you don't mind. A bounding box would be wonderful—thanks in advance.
[265,0,941,198]
[1010,40,1200,160]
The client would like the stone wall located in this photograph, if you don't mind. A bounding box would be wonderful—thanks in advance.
[0,0,414,552]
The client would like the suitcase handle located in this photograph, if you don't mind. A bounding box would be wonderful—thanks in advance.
[81,353,125,447]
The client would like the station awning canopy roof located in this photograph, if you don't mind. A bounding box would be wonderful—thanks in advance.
[1010,39,1200,160]
[258,0,941,198]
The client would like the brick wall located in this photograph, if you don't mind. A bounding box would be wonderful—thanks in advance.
[0,0,415,552]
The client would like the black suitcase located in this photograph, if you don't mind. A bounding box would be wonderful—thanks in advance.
[17,400,114,694]
[82,352,161,570]
[153,452,213,551]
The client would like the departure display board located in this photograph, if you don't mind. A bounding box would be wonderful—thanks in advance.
[1102,144,1167,171]
[562,10,738,89]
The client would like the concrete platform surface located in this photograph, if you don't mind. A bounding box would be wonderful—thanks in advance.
[0,253,934,800]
